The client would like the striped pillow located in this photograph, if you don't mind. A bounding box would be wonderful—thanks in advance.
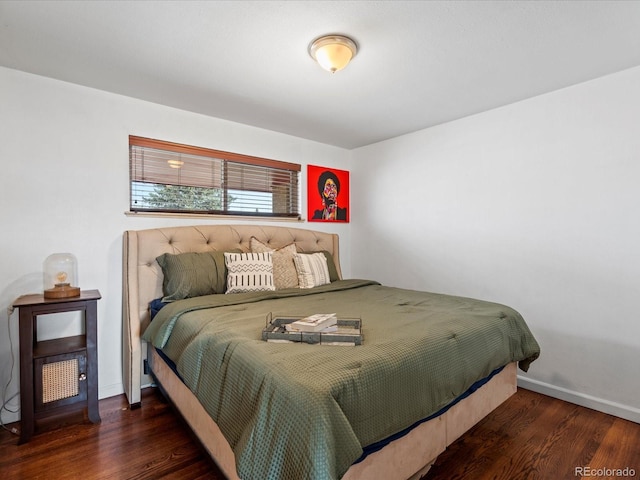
[224,252,275,293]
[293,252,331,289]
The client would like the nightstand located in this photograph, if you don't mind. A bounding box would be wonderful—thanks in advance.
[13,289,101,443]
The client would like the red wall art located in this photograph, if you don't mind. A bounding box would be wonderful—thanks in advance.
[307,165,350,222]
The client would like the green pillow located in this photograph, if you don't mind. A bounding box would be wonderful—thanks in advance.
[320,250,340,282]
[156,250,238,302]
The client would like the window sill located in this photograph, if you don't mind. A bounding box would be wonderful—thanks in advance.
[124,211,304,222]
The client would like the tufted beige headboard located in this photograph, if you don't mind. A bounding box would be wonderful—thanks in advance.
[122,224,341,407]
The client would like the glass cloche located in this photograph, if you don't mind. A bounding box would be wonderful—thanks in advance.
[43,253,80,299]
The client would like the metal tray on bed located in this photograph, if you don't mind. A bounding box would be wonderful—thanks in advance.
[262,313,363,346]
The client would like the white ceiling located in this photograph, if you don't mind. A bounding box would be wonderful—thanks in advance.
[2,1,640,149]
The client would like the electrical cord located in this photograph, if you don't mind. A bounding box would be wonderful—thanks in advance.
[1,306,20,435]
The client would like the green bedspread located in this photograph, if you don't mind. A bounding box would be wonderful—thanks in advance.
[143,279,540,480]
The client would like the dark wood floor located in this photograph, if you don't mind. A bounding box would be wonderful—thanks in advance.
[425,389,640,480]
[0,388,223,479]
[1,387,638,479]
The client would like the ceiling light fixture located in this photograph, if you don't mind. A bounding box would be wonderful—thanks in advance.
[309,35,358,73]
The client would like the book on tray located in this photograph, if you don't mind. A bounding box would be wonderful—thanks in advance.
[285,313,338,332]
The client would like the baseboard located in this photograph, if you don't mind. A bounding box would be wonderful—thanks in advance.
[517,376,640,424]
[98,382,125,400]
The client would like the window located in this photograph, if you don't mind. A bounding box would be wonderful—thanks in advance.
[129,136,300,218]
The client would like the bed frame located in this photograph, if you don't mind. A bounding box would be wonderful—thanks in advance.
[123,224,517,480]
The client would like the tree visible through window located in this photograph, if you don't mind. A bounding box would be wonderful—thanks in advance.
[129,136,300,218]
[142,185,229,211]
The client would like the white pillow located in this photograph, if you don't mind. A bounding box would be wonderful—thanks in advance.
[224,252,275,293]
[293,252,331,289]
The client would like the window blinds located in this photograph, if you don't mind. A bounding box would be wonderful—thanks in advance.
[129,136,300,217]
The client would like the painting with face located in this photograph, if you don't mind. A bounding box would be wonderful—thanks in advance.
[307,165,350,222]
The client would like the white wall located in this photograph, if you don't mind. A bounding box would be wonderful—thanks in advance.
[351,66,640,423]
[0,66,352,424]
[3,63,639,428]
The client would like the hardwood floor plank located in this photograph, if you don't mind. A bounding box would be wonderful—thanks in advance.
[425,389,638,480]
[583,417,640,478]
[0,388,223,479]
[1,387,638,480]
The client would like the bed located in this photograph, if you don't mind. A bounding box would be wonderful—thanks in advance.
[122,224,539,480]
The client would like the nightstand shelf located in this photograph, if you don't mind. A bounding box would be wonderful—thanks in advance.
[13,289,101,443]
[33,335,86,357]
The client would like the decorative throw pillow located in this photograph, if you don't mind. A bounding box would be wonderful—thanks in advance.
[293,252,331,289]
[224,252,275,294]
[250,237,299,289]
[319,250,340,282]
[156,250,232,302]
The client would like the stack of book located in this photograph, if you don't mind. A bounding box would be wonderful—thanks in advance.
[285,313,338,333]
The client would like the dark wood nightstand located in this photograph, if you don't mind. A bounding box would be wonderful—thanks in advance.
[13,289,101,443]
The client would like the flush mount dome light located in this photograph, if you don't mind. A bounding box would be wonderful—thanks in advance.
[309,35,358,73]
